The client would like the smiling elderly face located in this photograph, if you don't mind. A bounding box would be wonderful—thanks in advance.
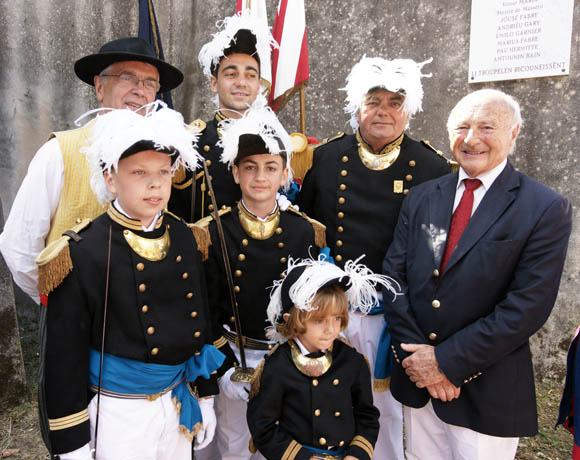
[448,90,520,178]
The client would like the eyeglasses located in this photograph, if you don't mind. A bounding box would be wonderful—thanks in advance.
[101,72,161,93]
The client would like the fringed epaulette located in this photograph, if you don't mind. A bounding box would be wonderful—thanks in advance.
[189,207,231,261]
[248,343,279,400]
[286,206,327,248]
[322,132,345,145]
[421,140,459,172]
[187,119,207,135]
[289,132,315,180]
[36,218,91,296]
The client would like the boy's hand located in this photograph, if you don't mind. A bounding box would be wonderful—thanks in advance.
[219,367,250,401]
[195,397,216,450]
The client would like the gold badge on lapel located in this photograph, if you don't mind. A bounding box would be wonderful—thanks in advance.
[394,180,404,194]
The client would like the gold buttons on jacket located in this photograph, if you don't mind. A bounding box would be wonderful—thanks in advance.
[433,269,440,277]
[432,300,441,309]
[332,379,340,386]
[429,332,438,341]
[230,316,235,323]
[277,242,285,249]
[339,441,345,447]
[186,292,194,299]
[176,255,182,263]
[406,174,413,182]
[339,184,346,191]
[334,411,341,417]
[314,409,321,416]
[403,189,409,195]
[190,311,198,318]
[194,331,201,338]
[312,379,319,387]
[238,254,246,261]
[205,159,211,165]
[342,155,349,163]
[409,160,416,167]
[319,438,326,446]
[182,272,189,280]
[235,270,242,277]
[136,263,145,271]
[208,204,214,211]
[337,226,344,233]
[335,255,343,262]
[340,170,348,177]
[336,240,343,247]
[141,305,149,313]
[147,326,155,335]
[234,285,241,293]
[276,227,283,235]
[337,212,344,219]
[280,257,287,263]
[151,347,159,355]
[242,239,249,246]
[203,145,210,152]
[338,197,346,204]
[75,217,82,224]
[139,283,146,293]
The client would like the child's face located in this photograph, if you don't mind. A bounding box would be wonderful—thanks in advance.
[104,149,172,227]
[232,154,288,209]
[297,314,342,354]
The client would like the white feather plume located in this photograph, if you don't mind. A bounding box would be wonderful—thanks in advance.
[265,255,400,342]
[342,55,433,130]
[81,101,202,205]
[217,95,294,188]
[198,9,278,79]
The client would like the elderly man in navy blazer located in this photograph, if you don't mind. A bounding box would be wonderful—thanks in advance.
[382,88,572,459]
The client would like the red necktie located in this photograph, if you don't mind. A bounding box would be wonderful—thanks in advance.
[440,179,482,272]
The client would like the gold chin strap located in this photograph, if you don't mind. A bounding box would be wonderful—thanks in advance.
[237,201,281,240]
[122,227,171,261]
[289,340,333,378]
[357,130,404,171]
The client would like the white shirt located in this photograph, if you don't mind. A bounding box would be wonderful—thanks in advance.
[0,138,65,303]
[453,160,507,216]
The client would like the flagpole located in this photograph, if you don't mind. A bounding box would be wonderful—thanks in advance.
[299,84,306,135]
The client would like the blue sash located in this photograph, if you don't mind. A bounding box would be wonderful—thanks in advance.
[303,444,345,458]
[89,345,224,437]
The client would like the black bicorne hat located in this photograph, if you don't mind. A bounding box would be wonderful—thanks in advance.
[211,29,260,76]
[235,133,286,165]
[74,37,184,92]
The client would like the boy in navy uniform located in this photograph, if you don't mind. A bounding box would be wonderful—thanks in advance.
[170,11,277,222]
[194,101,325,459]
[37,106,224,460]
[247,257,397,460]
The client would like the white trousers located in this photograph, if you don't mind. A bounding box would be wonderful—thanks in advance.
[88,391,192,460]
[404,401,519,460]
[215,345,268,460]
[342,312,405,460]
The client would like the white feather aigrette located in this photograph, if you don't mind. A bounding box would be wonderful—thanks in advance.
[342,55,433,130]
[198,9,278,79]
[266,255,400,342]
[217,95,294,188]
[81,102,202,205]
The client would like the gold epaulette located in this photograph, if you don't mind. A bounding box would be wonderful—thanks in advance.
[171,164,189,188]
[322,132,345,145]
[36,218,91,296]
[289,132,315,180]
[188,207,231,261]
[187,119,207,135]
[421,140,459,172]
[286,206,327,248]
[248,343,279,400]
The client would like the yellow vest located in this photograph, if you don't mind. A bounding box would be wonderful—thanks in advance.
[45,124,106,244]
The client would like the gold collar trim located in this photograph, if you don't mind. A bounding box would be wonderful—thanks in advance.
[356,130,404,171]
[107,204,164,231]
[215,111,228,123]
[237,201,280,240]
[289,340,333,378]
[123,227,171,261]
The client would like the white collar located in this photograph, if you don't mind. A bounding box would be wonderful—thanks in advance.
[457,159,507,191]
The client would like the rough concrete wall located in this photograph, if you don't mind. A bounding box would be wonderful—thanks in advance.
[0,0,578,381]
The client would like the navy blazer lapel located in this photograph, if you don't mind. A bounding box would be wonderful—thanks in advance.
[429,173,457,268]
[444,162,520,272]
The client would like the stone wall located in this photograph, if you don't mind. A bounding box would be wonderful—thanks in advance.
[0,0,578,380]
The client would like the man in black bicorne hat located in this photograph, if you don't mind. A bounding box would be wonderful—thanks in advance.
[169,11,277,223]
[0,37,183,304]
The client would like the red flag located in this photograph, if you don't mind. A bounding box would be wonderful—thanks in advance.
[269,0,309,111]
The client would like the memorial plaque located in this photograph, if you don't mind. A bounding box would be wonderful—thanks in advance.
[468,0,574,83]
